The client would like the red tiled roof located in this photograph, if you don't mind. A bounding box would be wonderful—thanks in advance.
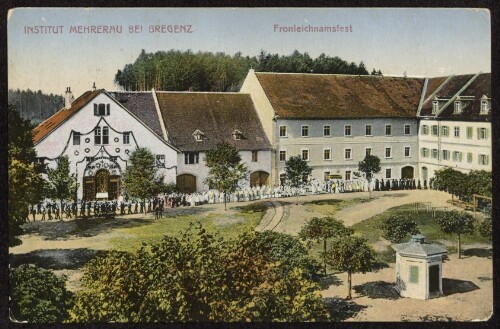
[255,73,425,119]
[155,92,271,152]
[32,89,102,144]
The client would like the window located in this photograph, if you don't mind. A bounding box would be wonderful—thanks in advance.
[453,151,462,162]
[441,126,449,137]
[155,154,165,168]
[365,148,372,157]
[421,148,429,158]
[102,126,109,144]
[480,100,490,114]
[94,103,110,116]
[479,154,489,165]
[365,125,372,136]
[279,126,287,137]
[385,168,392,179]
[252,150,258,162]
[324,172,330,181]
[324,148,332,160]
[385,124,392,136]
[193,130,204,141]
[301,125,309,137]
[404,124,411,135]
[323,125,331,136]
[467,152,473,163]
[233,131,243,140]
[431,125,439,136]
[478,128,488,140]
[454,127,460,138]
[385,147,392,158]
[454,101,462,114]
[404,147,411,157]
[344,148,352,160]
[301,149,309,161]
[344,125,352,136]
[73,132,81,145]
[421,125,428,135]
[184,152,199,164]
[432,101,439,114]
[442,150,450,160]
[94,126,101,144]
[432,149,439,159]
[279,150,287,162]
[409,265,419,284]
[345,171,351,181]
[466,126,473,139]
[123,132,130,144]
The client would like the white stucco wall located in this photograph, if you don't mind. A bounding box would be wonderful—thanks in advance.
[35,92,178,200]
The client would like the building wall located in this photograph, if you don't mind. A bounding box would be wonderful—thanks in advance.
[418,119,491,179]
[276,118,420,181]
[176,149,273,191]
[35,92,178,200]
[397,255,428,300]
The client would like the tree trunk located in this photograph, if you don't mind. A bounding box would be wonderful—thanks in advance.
[323,239,327,275]
[458,234,461,259]
[144,198,147,215]
[347,270,352,300]
[368,179,372,200]
[224,191,227,211]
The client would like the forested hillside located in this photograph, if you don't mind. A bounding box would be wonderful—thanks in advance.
[8,89,64,124]
[114,49,381,92]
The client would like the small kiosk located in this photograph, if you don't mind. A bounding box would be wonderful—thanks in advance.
[392,234,447,300]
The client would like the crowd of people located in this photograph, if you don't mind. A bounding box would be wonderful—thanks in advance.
[26,177,427,222]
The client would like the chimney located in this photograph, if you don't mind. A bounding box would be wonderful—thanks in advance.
[65,87,74,109]
[92,82,96,91]
[411,234,426,244]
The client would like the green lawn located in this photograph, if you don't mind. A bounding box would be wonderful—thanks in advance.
[303,197,375,216]
[109,202,269,252]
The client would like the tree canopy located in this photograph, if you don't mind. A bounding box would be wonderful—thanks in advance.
[285,155,312,189]
[380,215,420,243]
[69,224,329,322]
[121,147,164,211]
[45,155,76,207]
[114,49,377,92]
[437,210,475,259]
[358,154,381,197]
[431,167,491,200]
[204,141,248,210]
[8,89,64,124]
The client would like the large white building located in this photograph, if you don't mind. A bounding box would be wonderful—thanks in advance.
[33,88,272,200]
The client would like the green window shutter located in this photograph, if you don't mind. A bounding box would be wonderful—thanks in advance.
[409,265,419,283]
[94,104,98,115]
[485,128,489,139]
[477,128,481,139]
[486,155,489,165]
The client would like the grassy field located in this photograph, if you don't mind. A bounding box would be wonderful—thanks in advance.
[303,197,375,216]
[109,202,269,252]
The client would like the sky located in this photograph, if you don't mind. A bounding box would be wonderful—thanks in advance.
[8,7,491,97]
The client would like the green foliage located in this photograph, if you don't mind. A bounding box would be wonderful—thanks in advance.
[70,223,329,322]
[122,147,164,209]
[465,170,492,198]
[285,155,312,189]
[358,155,381,183]
[432,167,491,200]
[254,231,321,278]
[379,215,420,243]
[114,49,375,92]
[9,265,73,323]
[437,210,476,258]
[324,236,378,299]
[8,105,45,246]
[45,155,76,205]
[8,89,64,124]
[162,182,178,194]
[299,217,352,275]
[204,142,247,209]
[478,216,492,242]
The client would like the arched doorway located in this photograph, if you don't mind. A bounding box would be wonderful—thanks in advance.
[83,169,120,200]
[401,166,414,179]
[250,171,270,187]
[177,174,197,193]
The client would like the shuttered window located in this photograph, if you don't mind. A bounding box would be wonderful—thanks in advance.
[409,266,419,284]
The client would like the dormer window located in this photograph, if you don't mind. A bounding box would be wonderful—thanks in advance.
[232,129,244,140]
[480,99,490,115]
[454,101,462,114]
[432,101,439,114]
[94,103,110,116]
[192,129,205,142]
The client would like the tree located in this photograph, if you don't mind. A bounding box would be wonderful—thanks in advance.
[121,147,164,214]
[9,265,74,323]
[298,217,352,275]
[285,155,312,203]
[45,155,76,210]
[358,155,381,198]
[8,105,45,246]
[478,216,492,242]
[69,224,329,322]
[324,236,378,299]
[465,170,492,198]
[437,211,475,259]
[432,167,467,200]
[204,141,248,210]
[380,215,420,243]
